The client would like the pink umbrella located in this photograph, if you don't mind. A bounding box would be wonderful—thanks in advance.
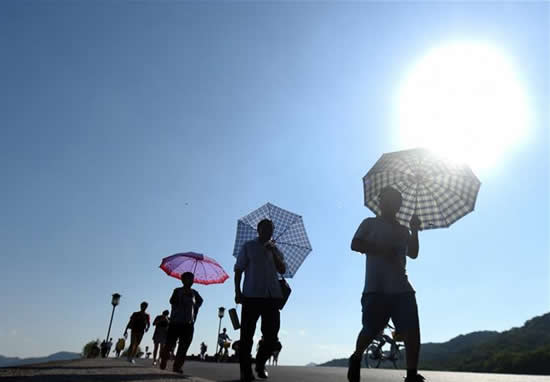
[160,252,229,285]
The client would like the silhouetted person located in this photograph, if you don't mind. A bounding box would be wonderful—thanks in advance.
[115,337,125,358]
[200,342,207,360]
[348,186,423,382]
[124,301,150,364]
[235,219,286,382]
[152,310,170,366]
[218,328,231,358]
[160,272,203,374]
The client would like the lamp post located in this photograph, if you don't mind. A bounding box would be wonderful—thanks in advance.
[215,307,225,359]
[105,293,121,344]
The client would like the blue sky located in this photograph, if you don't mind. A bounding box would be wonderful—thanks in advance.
[0,2,548,366]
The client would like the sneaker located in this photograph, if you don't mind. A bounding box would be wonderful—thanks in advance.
[347,353,361,382]
[159,358,167,370]
[255,365,269,379]
[404,374,426,382]
[130,359,136,364]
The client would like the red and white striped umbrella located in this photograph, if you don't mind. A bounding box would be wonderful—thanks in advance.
[160,252,229,285]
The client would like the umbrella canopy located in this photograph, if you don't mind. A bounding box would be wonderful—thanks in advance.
[363,148,481,230]
[160,252,229,285]
[232,203,312,278]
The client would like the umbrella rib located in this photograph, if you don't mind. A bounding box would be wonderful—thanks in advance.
[427,176,479,205]
[418,181,449,227]
[273,215,300,242]
[276,240,312,251]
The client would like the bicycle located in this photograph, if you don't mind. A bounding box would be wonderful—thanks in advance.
[364,325,405,369]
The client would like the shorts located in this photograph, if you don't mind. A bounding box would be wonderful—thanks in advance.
[131,330,145,345]
[361,292,419,337]
[153,328,168,345]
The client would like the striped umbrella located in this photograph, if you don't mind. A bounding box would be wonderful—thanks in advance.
[232,203,312,278]
[363,148,481,230]
[160,252,229,285]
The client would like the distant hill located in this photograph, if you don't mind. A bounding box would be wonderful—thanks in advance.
[318,312,550,375]
[0,352,80,367]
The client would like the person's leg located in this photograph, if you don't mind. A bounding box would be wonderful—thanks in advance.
[128,332,138,360]
[239,299,261,380]
[256,300,280,372]
[173,324,194,372]
[160,324,178,370]
[348,293,390,382]
[153,342,159,363]
[391,293,422,380]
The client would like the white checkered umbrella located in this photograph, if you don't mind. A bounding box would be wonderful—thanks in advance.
[232,203,312,278]
[363,148,481,230]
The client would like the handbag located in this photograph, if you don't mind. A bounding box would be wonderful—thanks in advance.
[228,307,240,330]
[278,277,292,310]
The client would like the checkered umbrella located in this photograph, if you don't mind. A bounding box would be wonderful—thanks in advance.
[232,203,312,278]
[363,148,481,230]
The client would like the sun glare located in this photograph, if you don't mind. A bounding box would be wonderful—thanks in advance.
[396,41,531,172]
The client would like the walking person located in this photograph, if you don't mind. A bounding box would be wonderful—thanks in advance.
[160,272,203,374]
[234,219,286,382]
[115,337,125,358]
[200,342,207,360]
[152,310,170,366]
[124,302,150,364]
[347,186,424,382]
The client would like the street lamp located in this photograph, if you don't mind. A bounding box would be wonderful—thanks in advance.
[215,307,225,359]
[105,293,121,346]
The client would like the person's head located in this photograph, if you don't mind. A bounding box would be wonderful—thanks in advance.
[140,301,148,311]
[162,310,169,316]
[181,272,194,287]
[222,328,227,333]
[109,338,112,342]
[379,187,402,217]
[257,219,274,243]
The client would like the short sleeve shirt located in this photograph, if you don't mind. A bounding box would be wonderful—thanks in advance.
[235,239,283,299]
[353,217,414,294]
[129,311,150,332]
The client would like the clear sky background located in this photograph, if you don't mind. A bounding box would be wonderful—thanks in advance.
[1,1,548,366]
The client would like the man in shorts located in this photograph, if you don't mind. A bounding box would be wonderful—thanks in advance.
[348,186,424,382]
[124,302,150,364]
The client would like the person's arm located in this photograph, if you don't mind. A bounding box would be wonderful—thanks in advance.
[193,290,204,321]
[271,245,286,274]
[124,314,134,335]
[407,215,420,259]
[234,269,243,304]
[169,289,178,305]
[351,219,394,255]
[234,244,249,304]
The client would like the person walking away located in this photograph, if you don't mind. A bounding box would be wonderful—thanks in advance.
[234,219,286,382]
[115,337,125,358]
[200,342,207,360]
[152,310,170,366]
[160,272,203,374]
[347,186,424,382]
[124,301,150,364]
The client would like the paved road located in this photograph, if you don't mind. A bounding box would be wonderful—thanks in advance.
[1,358,549,382]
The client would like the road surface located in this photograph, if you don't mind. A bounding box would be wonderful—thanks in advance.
[1,358,548,382]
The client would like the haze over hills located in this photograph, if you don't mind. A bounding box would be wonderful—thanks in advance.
[318,312,550,375]
[0,352,80,368]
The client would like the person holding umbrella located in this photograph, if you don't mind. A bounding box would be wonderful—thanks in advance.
[159,272,203,374]
[234,219,286,382]
[348,187,425,382]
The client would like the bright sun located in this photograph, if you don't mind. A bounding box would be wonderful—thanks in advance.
[396,41,531,172]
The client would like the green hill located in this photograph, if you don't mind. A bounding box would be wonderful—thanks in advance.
[318,312,550,375]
